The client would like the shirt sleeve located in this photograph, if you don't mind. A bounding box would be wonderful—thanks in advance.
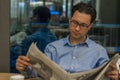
[20,66,38,78]
[44,43,57,62]
[96,45,110,67]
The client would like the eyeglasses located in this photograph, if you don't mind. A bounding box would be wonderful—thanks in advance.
[70,20,90,29]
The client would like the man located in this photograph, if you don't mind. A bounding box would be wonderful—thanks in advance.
[11,6,57,73]
[16,2,118,79]
[21,6,57,54]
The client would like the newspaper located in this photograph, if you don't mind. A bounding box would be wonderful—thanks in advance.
[27,43,120,80]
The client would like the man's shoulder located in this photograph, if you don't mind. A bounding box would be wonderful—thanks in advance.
[88,38,106,49]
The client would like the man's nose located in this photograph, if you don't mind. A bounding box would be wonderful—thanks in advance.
[75,25,81,30]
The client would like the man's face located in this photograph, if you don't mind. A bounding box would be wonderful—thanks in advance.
[69,11,92,41]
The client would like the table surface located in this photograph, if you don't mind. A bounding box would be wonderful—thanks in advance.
[0,73,40,80]
[0,73,17,80]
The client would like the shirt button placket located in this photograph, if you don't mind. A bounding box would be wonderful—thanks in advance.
[73,56,76,59]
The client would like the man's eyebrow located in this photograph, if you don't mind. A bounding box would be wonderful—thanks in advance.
[72,20,88,25]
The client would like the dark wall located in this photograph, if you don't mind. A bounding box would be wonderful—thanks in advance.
[100,0,118,24]
[99,0,120,46]
[117,0,120,24]
[0,0,10,72]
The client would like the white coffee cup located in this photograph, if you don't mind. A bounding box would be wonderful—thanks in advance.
[10,74,24,80]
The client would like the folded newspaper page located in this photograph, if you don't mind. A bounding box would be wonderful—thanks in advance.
[27,43,120,80]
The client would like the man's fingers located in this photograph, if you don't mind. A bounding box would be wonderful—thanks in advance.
[106,74,118,80]
[16,56,32,66]
[18,56,30,62]
[16,56,32,71]
[106,70,119,80]
[107,71,118,75]
[105,63,119,80]
[109,63,118,70]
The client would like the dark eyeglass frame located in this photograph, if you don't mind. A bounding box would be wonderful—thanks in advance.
[69,20,91,29]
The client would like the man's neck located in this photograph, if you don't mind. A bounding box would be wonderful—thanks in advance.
[69,36,87,45]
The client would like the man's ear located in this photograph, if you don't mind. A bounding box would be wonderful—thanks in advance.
[88,23,93,30]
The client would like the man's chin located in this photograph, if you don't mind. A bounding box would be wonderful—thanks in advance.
[72,35,81,39]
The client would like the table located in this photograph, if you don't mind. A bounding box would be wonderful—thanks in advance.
[0,73,18,80]
[0,73,40,80]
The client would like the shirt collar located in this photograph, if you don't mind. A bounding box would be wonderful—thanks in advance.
[63,35,91,47]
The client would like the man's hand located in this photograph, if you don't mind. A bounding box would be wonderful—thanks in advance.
[106,63,119,80]
[16,56,32,71]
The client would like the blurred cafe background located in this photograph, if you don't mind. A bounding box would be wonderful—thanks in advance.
[0,0,120,73]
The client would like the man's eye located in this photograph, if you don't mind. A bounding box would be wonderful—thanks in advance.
[80,24,87,27]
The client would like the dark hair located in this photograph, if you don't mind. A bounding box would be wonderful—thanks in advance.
[71,2,96,23]
[33,6,51,22]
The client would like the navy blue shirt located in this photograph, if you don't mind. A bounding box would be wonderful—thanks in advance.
[10,27,57,73]
[21,28,57,55]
